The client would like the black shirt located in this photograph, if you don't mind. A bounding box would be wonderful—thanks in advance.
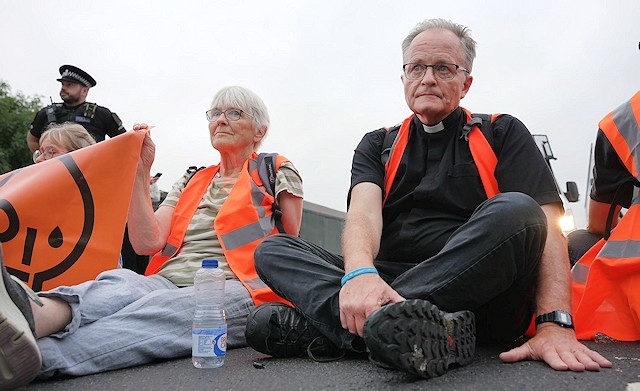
[30,102,125,142]
[590,129,639,207]
[349,107,561,263]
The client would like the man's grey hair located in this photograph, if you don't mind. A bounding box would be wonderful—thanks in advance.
[210,86,270,150]
[401,18,477,72]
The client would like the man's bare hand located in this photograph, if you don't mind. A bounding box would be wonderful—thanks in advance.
[499,324,612,371]
[339,274,404,336]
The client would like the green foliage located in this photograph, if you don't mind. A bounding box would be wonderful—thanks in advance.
[0,81,43,173]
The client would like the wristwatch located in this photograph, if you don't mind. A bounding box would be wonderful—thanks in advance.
[535,310,574,329]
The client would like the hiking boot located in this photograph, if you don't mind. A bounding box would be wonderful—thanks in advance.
[245,302,344,361]
[0,245,42,390]
[363,299,475,379]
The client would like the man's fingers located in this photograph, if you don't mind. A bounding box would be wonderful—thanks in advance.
[499,342,536,363]
[571,348,612,371]
[587,350,613,368]
[355,316,366,337]
[499,346,526,363]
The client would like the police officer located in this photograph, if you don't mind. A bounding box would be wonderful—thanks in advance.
[27,65,126,153]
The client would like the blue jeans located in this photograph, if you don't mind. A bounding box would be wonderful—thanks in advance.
[255,192,546,348]
[36,269,253,378]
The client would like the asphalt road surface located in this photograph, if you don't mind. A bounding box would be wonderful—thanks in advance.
[17,340,640,391]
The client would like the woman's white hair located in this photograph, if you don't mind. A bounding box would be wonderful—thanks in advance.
[210,86,270,150]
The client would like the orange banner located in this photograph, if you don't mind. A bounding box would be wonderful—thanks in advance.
[0,131,144,291]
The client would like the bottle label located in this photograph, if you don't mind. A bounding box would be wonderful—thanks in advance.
[192,327,227,357]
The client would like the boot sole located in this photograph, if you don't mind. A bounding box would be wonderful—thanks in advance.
[363,299,475,379]
[0,273,41,389]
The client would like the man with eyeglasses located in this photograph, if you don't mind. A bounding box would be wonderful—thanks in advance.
[246,18,611,379]
[26,65,126,153]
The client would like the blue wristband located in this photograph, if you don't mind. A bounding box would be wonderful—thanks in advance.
[341,267,379,286]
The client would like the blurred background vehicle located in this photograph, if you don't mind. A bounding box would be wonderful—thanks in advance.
[532,134,580,235]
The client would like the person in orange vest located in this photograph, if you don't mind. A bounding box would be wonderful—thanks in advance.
[0,86,303,389]
[244,18,611,379]
[568,91,640,265]
[569,90,640,341]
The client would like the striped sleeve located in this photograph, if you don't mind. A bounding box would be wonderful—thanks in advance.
[275,161,303,199]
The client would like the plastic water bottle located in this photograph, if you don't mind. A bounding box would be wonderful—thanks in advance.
[192,259,227,368]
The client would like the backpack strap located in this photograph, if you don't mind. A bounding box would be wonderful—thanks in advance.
[464,112,500,198]
[603,182,636,240]
[381,124,401,166]
[461,113,495,146]
[256,153,277,197]
[256,153,286,234]
[184,165,205,187]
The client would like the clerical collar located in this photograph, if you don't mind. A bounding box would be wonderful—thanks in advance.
[415,107,463,133]
[422,122,445,134]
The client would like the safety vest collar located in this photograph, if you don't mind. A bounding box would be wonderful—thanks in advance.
[382,109,499,207]
[599,90,640,179]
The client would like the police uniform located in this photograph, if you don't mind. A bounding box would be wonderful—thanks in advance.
[29,65,125,143]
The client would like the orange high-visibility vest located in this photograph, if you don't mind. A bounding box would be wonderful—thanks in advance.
[145,152,291,306]
[383,109,501,205]
[571,91,640,341]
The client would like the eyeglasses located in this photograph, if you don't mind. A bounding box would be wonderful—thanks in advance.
[33,147,66,163]
[205,108,251,122]
[402,62,470,81]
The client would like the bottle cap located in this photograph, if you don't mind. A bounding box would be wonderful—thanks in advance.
[202,259,218,268]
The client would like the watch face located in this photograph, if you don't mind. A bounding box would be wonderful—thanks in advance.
[556,311,572,326]
[536,310,574,328]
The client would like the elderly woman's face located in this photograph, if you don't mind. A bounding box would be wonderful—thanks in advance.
[34,137,69,163]
[208,107,260,153]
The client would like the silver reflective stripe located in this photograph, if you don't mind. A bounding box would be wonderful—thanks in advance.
[251,180,268,219]
[612,100,640,180]
[250,176,273,233]
[218,158,275,250]
[244,277,268,290]
[161,243,178,256]
[219,215,274,250]
[257,213,275,233]
[599,239,640,259]
[572,263,589,284]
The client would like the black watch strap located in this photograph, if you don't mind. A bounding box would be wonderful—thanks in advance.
[535,310,574,329]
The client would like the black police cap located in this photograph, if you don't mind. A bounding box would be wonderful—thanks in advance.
[57,65,96,88]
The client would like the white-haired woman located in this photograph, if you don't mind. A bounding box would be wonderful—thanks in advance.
[0,86,303,388]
